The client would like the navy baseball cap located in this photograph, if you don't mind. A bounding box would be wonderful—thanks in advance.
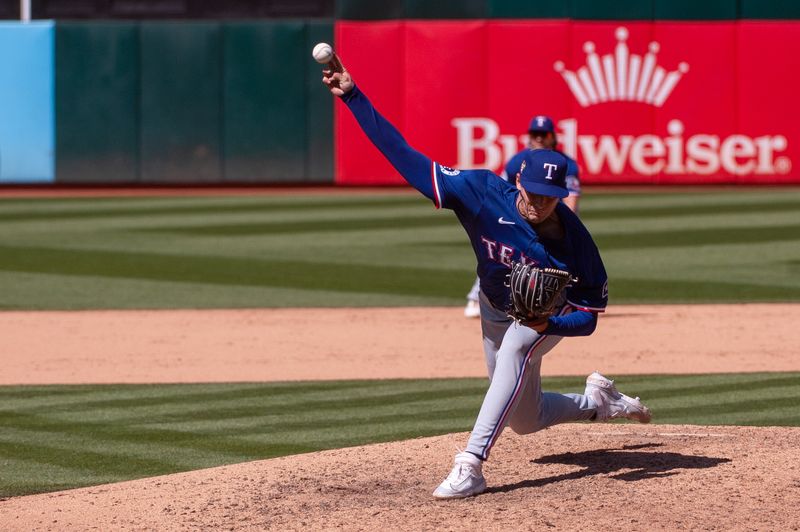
[518,149,568,198]
[528,115,555,134]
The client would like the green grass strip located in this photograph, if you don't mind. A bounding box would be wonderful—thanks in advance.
[0,244,466,298]
[1,190,800,309]
[1,373,798,497]
[141,213,455,236]
[0,196,426,223]
[610,277,800,303]
[594,222,800,250]
[581,198,800,221]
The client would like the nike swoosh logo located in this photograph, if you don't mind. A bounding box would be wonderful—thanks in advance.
[498,217,516,225]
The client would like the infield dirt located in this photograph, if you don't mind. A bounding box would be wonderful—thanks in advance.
[2,304,800,530]
[3,304,800,384]
[3,424,799,531]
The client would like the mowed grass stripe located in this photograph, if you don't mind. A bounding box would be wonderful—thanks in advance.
[94,393,481,432]
[0,381,385,412]
[418,222,800,251]
[2,373,799,496]
[6,194,797,231]
[0,460,118,497]
[0,412,324,460]
[610,277,800,302]
[583,188,800,206]
[582,198,800,220]
[131,199,800,236]
[620,374,800,400]
[730,413,800,426]
[0,245,467,297]
[142,213,455,236]
[2,187,796,219]
[0,425,258,465]
[2,403,481,454]
[0,438,179,478]
[10,385,486,428]
[1,379,484,416]
[594,222,800,250]
[653,392,800,419]
[143,403,477,435]
[0,196,426,223]
[1,190,799,308]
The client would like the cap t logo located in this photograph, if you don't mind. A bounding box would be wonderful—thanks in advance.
[537,117,545,127]
[543,163,558,179]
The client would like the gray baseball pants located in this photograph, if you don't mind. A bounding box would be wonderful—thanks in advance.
[465,290,598,460]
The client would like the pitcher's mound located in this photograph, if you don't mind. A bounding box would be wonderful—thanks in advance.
[3,424,798,531]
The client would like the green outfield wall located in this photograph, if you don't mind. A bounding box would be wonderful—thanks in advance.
[335,0,800,20]
[54,20,334,184]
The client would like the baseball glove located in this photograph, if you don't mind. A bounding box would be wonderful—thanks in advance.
[506,262,577,322]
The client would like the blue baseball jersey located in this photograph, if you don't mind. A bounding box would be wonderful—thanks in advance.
[342,85,607,328]
[505,149,581,196]
[432,165,606,312]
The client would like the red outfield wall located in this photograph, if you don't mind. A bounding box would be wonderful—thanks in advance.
[335,21,799,185]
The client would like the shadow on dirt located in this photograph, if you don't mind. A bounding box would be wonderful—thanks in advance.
[488,443,731,494]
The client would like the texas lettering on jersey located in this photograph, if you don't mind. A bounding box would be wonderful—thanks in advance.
[479,236,540,268]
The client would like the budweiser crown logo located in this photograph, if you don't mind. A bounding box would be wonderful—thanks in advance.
[554,27,689,107]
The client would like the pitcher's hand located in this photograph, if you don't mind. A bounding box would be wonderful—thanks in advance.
[323,68,353,97]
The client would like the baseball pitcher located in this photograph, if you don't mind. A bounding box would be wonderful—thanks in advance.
[322,58,651,500]
[466,115,582,318]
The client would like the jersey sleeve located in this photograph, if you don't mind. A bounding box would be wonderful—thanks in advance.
[432,164,491,215]
[565,223,608,312]
[567,280,608,312]
[547,310,597,337]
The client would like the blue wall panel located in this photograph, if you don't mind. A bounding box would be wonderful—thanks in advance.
[0,22,54,183]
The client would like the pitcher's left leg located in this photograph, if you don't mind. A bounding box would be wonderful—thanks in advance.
[464,323,561,461]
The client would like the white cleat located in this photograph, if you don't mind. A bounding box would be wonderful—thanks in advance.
[464,299,481,318]
[432,451,486,499]
[585,371,652,424]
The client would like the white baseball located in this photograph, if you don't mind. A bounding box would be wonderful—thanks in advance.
[312,42,334,64]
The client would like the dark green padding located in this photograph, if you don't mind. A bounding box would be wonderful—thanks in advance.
[654,0,738,19]
[304,20,335,182]
[139,22,222,183]
[404,0,487,19]
[740,0,800,18]
[55,23,139,183]
[335,0,405,20]
[417,0,798,20]
[55,20,335,184]
[223,21,307,183]
[488,0,570,19]
[336,0,800,20]
[570,0,653,20]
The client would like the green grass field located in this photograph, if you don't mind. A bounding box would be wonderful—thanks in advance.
[1,188,799,497]
[1,188,799,309]
[2,373,800,497]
